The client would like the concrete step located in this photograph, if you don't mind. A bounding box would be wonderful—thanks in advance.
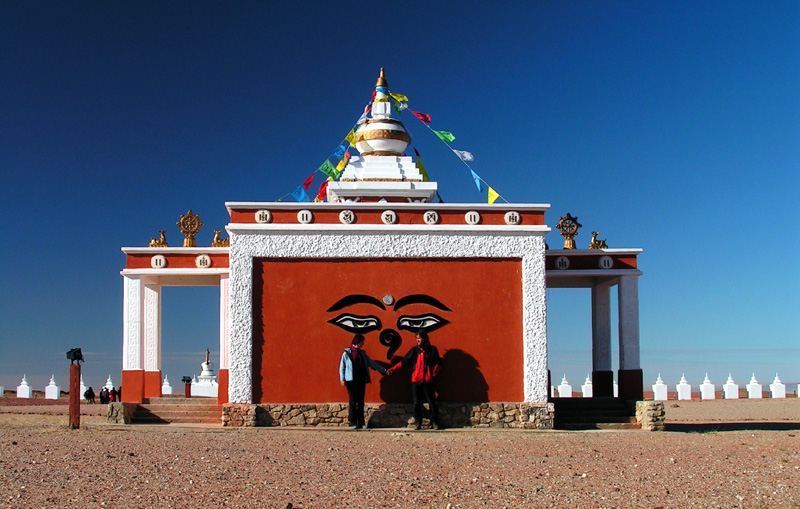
[132,400,222,424]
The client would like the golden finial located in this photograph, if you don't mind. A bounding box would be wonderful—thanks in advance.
[176,210,203,247]
[375,67,388,88]
[555,212,582,250]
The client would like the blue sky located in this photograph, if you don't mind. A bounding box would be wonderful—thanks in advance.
[1,2,798,393]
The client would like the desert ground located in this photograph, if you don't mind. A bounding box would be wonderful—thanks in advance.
[1,396,798,508]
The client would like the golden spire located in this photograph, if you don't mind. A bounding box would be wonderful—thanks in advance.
[375,67,388,88]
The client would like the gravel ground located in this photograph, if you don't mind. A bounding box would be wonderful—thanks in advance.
[1,399,798,508]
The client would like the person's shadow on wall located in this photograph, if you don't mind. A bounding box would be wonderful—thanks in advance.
[377,349,488,403]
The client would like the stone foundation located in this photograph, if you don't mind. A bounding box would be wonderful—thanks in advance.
[107,402,138,424]
[222,402,554,429]
[635,401,666,431]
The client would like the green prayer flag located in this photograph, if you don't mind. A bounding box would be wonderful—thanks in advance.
[318,159,339,179]
[433,130,456,143]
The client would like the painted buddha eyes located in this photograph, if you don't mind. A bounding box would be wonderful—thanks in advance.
[396,314,450,333]
[326,294,452,335]
[328,314,382,334]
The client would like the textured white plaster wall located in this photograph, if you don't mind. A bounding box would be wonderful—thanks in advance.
[227,230,548,403]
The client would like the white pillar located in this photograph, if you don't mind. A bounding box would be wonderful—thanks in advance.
[219,274,230,370]
[143,283,162,373]
[617,276,640,370]
[123,276,143,371]
[591,283,612,372]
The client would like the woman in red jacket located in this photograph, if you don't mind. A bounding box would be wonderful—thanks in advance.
[388,331,441,430]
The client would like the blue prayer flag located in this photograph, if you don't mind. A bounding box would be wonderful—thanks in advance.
[290,184,311,203]
[470,170,483,193]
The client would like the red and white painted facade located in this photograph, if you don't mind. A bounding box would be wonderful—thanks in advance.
[119,69,644,412]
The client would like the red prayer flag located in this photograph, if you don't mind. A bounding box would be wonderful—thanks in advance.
[303,173,315,189]
[316,180,329,201]
[410,110,432,123]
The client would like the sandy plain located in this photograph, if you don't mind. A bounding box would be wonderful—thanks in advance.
[0,397,798,508]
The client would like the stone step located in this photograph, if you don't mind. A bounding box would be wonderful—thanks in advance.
[132,401,222,425]
[143,397,219,405]
[557,422,642,430]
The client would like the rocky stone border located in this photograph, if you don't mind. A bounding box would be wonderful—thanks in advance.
[635,401,666,431]
[107,402,138,424]
[222,402,555,429]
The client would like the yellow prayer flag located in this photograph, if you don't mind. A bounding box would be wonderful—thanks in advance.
[417,159,430,182]
[389,92,409,103]
[488,187,500,204]
[345,129,356,147]
[336,159,346,171]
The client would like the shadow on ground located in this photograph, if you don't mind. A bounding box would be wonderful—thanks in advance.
[665,422,800,433]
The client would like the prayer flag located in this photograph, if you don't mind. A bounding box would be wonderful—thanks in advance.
[376,86,389,94]
[290,185,311,203]
[433,130,456,143]
[336,158,347,171]
[318,159,339,179]
[302,173,315,189]
[389,92,409,103]
[452,149,474,162]
[488,187,500,204]
[414,148,430,182]
[470,169,483,192]
[345,129,356,147]
[333,144,347,159]
[316,180,329,202]
[410,110,432,123]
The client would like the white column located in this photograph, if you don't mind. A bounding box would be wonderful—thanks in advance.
[219,273,230,370]
[143,282,162,372]
[123,276,143,370]
[591,282,612,372]
[617,276,640,370]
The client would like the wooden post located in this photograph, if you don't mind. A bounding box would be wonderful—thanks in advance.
[69,364,81,429]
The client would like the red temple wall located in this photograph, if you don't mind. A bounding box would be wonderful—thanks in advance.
[252,258,523,404]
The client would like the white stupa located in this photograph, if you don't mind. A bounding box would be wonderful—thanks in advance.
[581,374,593,398]
[161,376,173,395]
[16,375,32,399]
[45,375,60,400]
[557,375,572,398]
[723,374,739,399]
[652,374,668,401]
[746,374,762,399]
[191,349,218,397]
[104,375,115,391]
[699,374,715,400]
[770,373,786,399]
[326,68,438,204]
[80,375,88,400]
[676,374,692,401]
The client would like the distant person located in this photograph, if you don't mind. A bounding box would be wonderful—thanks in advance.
[339,334,387,429]
[117,386,121,401]
[99,387,109,404]
[109,387,117,403]
[83,386,95,404]
[387,331,442,430]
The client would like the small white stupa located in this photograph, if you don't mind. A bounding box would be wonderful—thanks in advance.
[746,374,762,399]
[769,374,786,399]
[16,375,32,399]
[161,376,173,395]
[104,375,115,391]
[191,348,218,397]
[699,374,715,400]
[45,375,60,400]
[723,374,739,399]
[676,374,692,401]
[557,375,572,398]
[79,375,88,400]
[652,374,668,401]
[581,374,593,398]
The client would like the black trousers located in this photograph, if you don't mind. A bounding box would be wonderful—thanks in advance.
[345,380,367,427]
[412,382,439,425]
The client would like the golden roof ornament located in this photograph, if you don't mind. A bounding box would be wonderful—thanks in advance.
[176,210,203,247]
[375,67,388,88]
[589,231,608,249]
[555,212,582,250]
[211,230,230,247]
[148,230,168,247]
